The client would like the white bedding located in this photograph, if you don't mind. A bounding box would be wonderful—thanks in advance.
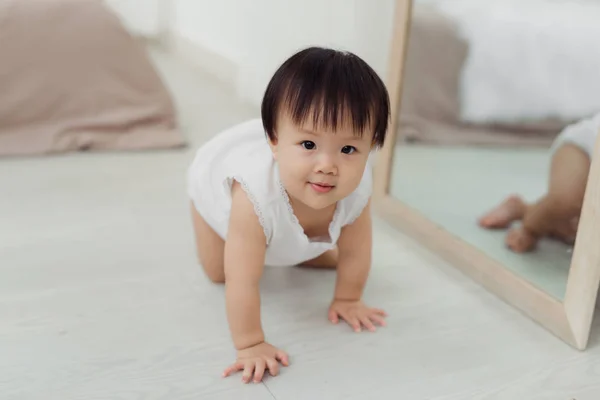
[428,0,600,124]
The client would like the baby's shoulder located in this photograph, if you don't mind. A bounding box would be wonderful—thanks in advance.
[231,165,281,205]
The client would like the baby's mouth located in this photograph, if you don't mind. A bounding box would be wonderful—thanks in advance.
[309,182,335,193]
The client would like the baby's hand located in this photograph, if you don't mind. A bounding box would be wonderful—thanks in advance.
[328,299,387,332]
[222,342,289,383]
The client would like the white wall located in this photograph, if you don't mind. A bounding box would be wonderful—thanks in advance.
[172,0,396,106]
[105,0,167,37]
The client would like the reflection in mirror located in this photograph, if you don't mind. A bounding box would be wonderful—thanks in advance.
[389,1,600,301]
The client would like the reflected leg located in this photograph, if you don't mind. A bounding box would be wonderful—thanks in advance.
[507,144,590,253]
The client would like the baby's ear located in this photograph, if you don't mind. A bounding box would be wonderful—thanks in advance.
[267,131,278,156]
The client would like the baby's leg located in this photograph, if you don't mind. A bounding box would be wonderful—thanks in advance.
[299,247,339,269]
[190,201,226,283]
[508,143,590,252]
[547,143,590,216]
[523,144,589,235]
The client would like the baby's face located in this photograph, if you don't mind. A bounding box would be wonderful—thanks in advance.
[270,113,373,211]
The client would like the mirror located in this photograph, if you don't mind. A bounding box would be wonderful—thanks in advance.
[375,0,600,350]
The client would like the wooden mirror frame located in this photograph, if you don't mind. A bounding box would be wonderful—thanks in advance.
[373,0,600,350]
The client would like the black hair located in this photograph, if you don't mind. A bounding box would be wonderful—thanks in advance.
[261,46,390,148]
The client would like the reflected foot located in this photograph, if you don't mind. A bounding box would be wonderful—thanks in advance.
[479,195,527,229]
[506,226,538,253]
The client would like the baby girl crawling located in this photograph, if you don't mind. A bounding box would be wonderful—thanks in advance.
[187,47,391,382]
[479,112,599,252]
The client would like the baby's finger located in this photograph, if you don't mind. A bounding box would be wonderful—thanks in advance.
[369,313,387,327]
[275,350,290,366]
[253,359,267,383]
[359,315,377,332]
[328,309,339,324]
[222,361,244,377]
[371,308,387,317]
[242,362,255,384]
[344,315,361,332]
[266,357,280,377]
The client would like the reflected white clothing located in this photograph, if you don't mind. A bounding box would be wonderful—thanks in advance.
[551,112,600,159]
[186,119,372,267]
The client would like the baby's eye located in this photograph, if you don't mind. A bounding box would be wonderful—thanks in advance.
[341,145,357,154]
[301,141,316,150]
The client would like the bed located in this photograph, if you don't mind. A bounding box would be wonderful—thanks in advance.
[399,0,600,147]
[0,0,185,157]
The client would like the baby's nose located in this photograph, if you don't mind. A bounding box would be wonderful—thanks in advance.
[316,154,337,175]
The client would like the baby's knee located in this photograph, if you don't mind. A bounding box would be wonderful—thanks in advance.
[197,255,225,283]
[203,266,226,284]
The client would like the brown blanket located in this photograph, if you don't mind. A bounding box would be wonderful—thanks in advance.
[398,5,573,148]
[0,0,185,157]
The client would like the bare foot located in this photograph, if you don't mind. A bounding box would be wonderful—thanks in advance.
[479,195,527,229]
[506,226,538,253]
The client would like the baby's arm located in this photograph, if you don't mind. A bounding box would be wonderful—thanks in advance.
[329,199,387,331]
[334,199,373,300]
[222,181,288,382]
[224,181,267,349]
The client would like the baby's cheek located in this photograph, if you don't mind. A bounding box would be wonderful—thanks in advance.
[349,170,365,191]
[337,177,357,197]
[282,165,306,187]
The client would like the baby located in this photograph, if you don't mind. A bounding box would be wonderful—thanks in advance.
[479,112,600,252]
[187,47,390,383]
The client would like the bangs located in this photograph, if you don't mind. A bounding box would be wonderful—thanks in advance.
[261,47,390,147]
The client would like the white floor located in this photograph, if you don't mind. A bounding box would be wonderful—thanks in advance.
[390,145,573,300]
[2,46,600,400]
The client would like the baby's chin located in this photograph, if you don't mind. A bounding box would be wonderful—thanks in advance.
[303,199,337,211]
[296,188,342,211]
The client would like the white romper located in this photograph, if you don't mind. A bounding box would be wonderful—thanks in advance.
[551,112,600,159]
[186,119,373,267]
